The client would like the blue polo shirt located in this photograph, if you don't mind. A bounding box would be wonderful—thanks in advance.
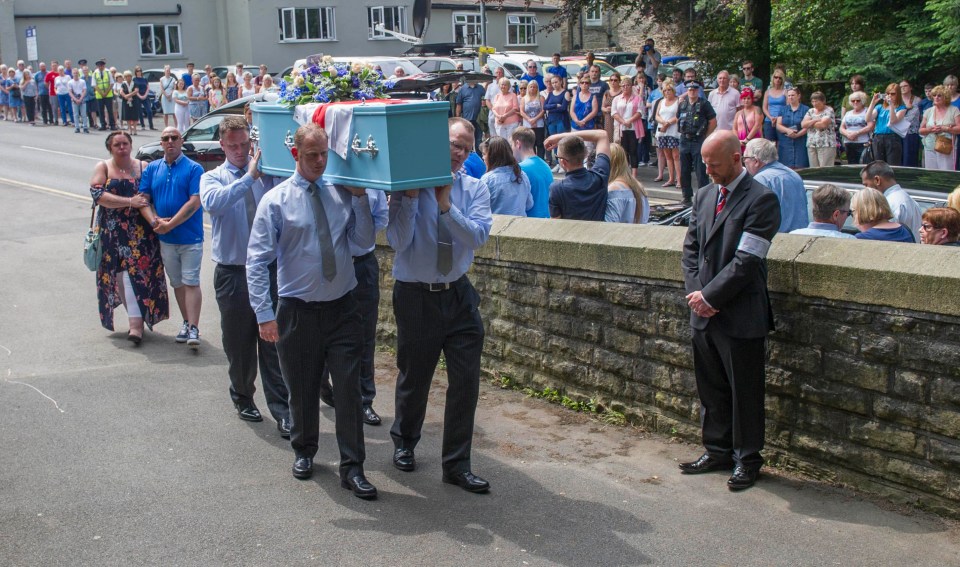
[140,153,205,245]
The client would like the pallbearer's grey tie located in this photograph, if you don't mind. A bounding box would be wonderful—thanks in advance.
[237,167,256,230]
[437,207,453,276]
[306,182,337,281]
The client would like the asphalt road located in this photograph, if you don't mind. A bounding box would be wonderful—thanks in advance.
[1,121,957,566]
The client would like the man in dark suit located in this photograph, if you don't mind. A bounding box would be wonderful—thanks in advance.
[679,130,781,491]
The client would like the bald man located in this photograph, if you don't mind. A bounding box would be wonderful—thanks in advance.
[679,130,781,491]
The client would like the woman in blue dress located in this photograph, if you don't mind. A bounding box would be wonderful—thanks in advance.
[762,70,787,140]
[775,87,809,168]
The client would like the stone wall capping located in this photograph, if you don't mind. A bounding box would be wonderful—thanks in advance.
[477,219,960,318]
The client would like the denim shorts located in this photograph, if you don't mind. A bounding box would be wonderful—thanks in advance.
[160,242,203,287]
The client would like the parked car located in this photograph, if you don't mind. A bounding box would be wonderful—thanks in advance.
[654,166,960,231]
[211,65,264,80]
[408,56,459,73]
[594,51,639,68]
[135,93,275,171]
[615,64,639,78]
[143,67,189,109]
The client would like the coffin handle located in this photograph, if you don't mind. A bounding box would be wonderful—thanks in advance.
[351,134,379,158]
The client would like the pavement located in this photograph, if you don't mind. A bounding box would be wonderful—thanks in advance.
[1,121,958,566]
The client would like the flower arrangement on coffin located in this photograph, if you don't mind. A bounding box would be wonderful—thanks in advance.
[278,56,394,106]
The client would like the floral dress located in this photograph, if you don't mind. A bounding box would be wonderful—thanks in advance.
[91,175,169,331]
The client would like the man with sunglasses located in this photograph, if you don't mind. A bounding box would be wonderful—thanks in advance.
[789,184,856,239]
[740,60,762,94]
[520,60,546,92]
[139,127,205,348]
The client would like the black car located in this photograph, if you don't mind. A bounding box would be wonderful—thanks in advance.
[654,166,960,230]
[135,93,275,170]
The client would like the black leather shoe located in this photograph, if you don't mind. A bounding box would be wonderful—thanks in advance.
[727,466,760,491]
[442,471,490,493]
[277,418,292,439]
[362,406,382,426]
[679,453,734,475]
[393,448,416,471]
[292,457,313,480]
[341,474,378,500]
[319,388,335,408]
[234,402,263,422]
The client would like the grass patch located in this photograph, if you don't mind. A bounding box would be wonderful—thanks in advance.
[490,374,627,426]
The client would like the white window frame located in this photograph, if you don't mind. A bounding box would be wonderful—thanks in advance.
[585,2,603,26]
[279,7,337,42]
[368,6,407,40]
[506,14,538,47]
[452,12,483,47]
[138,24,182,57]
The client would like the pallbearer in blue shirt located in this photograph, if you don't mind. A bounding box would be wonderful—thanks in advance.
[199,115,291,437]
[317,189,389,427]
[386,117,494,493]
[246,123,378,499]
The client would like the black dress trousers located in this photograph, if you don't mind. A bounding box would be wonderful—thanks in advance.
[214,262,289,422]
[691,323,767,470]
[277,294,365,479]
[319,251,379,407]
[390,276,484,475]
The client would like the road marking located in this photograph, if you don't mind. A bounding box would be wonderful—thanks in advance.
[21,146,101,161]
[1,176,213,230]
[0,176,89,202]
[2,370,66,414]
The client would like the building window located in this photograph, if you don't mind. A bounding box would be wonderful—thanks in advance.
[368,6,407,39]
[585,3,603,26]
[139,24,181,57]
[453,12,482,47]
[506,14,537,46]
[279,7,336,42]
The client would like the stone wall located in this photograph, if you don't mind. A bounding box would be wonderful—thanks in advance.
[374,217,960,517]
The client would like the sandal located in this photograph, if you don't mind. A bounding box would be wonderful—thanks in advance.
[662,180,674,187]
[653,176,663,182]
[127,332,143,345]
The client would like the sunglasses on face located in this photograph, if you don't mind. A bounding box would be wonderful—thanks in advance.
[161,135,181,142]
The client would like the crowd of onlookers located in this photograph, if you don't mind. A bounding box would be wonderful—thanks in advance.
[0,59,278,136]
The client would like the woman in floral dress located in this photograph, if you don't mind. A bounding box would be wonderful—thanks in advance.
[89,131,169,343]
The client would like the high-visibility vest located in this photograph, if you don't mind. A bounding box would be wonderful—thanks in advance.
[93,69,113,99]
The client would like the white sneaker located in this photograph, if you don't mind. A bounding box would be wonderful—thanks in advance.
[175,320,190,343]
[187,326,200,348]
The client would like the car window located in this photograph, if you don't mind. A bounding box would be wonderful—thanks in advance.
[143,71,164,82]
[184,116,223,142]
[503,63,524,77]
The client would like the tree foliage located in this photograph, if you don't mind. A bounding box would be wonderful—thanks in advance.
[544,0,960,88]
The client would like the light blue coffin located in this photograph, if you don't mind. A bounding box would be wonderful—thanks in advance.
[251,100,454,191]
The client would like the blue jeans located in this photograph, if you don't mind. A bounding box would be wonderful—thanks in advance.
[72,100,87,130]
[57,94,74,124]
[546,120,567,163]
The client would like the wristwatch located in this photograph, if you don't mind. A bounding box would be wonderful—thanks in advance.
[151,219,160,228]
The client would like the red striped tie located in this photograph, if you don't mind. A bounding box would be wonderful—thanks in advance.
[715,185,729,218]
